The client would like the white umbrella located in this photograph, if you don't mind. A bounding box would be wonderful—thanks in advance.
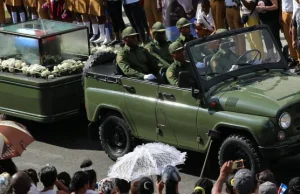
[107,142,187,182]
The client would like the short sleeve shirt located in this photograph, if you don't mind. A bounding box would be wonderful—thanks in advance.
[241,0,259,18]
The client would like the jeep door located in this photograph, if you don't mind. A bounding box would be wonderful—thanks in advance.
[156,84,199,150]
[121,78,159,141]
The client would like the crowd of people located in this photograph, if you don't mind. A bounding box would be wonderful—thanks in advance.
[0,158,299,194]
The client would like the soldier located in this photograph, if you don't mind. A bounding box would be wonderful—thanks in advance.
[145,22,173,68]
[166,41,190,86]
[210,29,239,73]
[24,0,38,20]
[117,27,164,81]
[175,17,196,45]
[5,0,27,23]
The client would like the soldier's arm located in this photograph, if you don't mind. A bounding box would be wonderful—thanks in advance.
[117,53,145,79]
[166,67,179,86]
[144,49,164,73]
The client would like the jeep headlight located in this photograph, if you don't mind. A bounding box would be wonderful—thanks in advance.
[279,112,291,129]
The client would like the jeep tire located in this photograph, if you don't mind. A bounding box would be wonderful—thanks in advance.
[218,134,261,173]
[99,115,134,161]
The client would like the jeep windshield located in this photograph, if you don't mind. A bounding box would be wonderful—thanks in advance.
[186,25,288,90]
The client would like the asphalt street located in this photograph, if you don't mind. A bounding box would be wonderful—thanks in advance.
[10,113,300,193]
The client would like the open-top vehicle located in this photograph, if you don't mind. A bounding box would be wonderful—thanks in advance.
[85,25,300,172]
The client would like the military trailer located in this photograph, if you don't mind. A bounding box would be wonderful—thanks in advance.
[83,25,300,172]
[0,19,89,123]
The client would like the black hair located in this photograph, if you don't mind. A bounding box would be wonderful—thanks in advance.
[289,177,300,194]
[256,169,276,185]
[0,159,18,176]
[69,171,89,192]
[57,172,71,188]
[39,164,57,187]
[115,178,131,194]
[80,159,97,186]
[138,177,154,194]
[165,179,177,194]
[193,178,213,194]
[24,169,39,185]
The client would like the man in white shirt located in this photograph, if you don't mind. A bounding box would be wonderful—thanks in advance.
[282,0,299,66]
[195,0,215,37]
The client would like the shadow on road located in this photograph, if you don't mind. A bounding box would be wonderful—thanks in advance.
[12,116,300,184]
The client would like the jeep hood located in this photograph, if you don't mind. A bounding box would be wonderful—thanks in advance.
[213,74,300,117]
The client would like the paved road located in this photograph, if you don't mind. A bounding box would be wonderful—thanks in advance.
[10,114,300,193]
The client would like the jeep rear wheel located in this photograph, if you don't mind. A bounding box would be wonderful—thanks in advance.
[99,115,134,161]
[218,134,261,173]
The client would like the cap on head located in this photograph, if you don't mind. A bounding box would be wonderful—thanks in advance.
[152,22,166,34]
[258,181,277,194]
[162,165,181,183]
[122,26,139,39]
[138,177,154,194]
[169,41,184,54]
[176,18,191,29]
[233,169,255,194]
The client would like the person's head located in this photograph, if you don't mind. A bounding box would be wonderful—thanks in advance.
[288,177,300,194]
[122,27,139,47]
[98,178,114,194]
[39,164,57,188]
[0,159,18,176]
[169,42,185,62]
[57,172,71,188]
[225,174,235,194]
[0,172,12,194]
[258,181,277,194]
[256,169,276,185]
[201,0,210,14]
[162,165,181,194]
[11,171,32,194]
[80,159,97,189]
[69,171,89,193]
[233,168,255,194]
[115,178,131,194]
[192,178,214,194]
[24,169,39,186]
[176,18,191,36]
[138,177,154,194]
[152,22,167,42]
[130,181,139,194]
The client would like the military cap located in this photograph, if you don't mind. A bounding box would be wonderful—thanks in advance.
[176,17,191,29]
[122,26,139,39]
[169,41,184,53]
[152,22,166,34]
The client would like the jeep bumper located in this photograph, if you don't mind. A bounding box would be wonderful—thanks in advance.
[259,141,300,158]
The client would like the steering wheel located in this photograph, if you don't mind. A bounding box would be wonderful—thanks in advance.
[235,49,262,66]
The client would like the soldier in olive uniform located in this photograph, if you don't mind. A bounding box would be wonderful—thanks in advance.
[175,17,196,45]
[210,29,239,73]
[117,26,164,81]
[145,22,173,68]
[166,42,190,86]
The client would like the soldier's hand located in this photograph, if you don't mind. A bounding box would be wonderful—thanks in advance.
[143,74,156,80]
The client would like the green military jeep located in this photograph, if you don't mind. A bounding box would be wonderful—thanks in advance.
[84,25,300,172]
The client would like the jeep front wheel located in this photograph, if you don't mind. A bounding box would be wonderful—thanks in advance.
[218,134,261,173]
[99,115,134,161]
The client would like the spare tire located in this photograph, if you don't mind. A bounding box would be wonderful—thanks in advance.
[82,51,117,82]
